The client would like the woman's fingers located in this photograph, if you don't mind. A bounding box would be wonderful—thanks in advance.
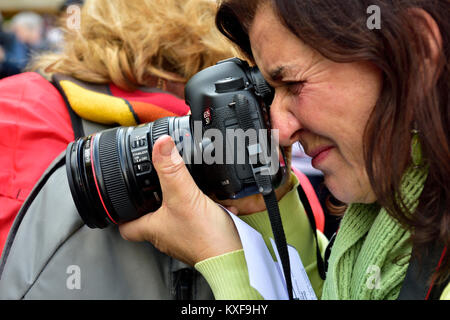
[119,135,242,265]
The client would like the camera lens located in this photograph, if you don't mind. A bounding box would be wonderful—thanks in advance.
[66,116,193,228]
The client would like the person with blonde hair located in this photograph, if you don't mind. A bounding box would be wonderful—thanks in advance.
[0,0,237,299]
[34,0,236,91]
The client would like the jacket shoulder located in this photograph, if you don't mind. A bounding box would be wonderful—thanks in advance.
[0,72,74,256]
[0,72,55,91]
[0,72,71,123]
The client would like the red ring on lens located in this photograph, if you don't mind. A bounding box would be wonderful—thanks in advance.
[90,134,118,225]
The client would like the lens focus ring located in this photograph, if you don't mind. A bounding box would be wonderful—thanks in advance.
[151,117,170,146]
[97,129,136,222]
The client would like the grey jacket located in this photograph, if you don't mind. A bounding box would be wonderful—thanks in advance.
[0,150,213,299]
[0,98,214,299]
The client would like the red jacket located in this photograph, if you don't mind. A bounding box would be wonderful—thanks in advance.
[0,73,74,253]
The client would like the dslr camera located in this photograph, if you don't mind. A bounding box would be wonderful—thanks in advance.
[66,58,288,228]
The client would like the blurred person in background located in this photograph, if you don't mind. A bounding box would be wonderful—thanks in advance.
[10,11,46,51]
[7,11,48,70]
[0,12,28,77]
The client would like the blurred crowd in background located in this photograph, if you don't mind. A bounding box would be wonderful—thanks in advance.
[0,0,83,78]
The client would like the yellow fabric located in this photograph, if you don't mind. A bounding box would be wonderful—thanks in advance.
[59,80,137,126]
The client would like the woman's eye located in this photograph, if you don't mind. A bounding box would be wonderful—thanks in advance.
[287,82,304,95]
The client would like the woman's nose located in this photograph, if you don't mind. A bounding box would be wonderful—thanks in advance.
[270,95,302,146]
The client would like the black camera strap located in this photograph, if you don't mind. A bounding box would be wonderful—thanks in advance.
[263,189,294,300]
[232,94,294,300]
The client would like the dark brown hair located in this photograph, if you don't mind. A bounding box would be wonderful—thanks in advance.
[216,0,449,286]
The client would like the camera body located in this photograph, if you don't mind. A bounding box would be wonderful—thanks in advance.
[185,57,285,199]
[66,58,288,228]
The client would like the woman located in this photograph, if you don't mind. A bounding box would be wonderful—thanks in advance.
[119,0,449,299]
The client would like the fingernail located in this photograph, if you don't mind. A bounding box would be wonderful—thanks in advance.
[159,136,175,157]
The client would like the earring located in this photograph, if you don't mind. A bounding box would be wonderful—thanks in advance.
[411,129,423,168]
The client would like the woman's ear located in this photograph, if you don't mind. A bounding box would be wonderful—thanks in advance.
[406,8,443,81]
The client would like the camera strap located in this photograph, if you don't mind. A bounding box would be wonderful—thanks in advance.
[233,94,294,300]
[262,190,295,300]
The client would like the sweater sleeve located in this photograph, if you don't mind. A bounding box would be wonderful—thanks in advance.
[195,173,328,299]
[195,250,263,299]
[441,283,450,300]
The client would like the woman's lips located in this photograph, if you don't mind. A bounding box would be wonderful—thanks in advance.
[308,146,334,168]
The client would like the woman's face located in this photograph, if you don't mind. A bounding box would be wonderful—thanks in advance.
[249,4,383,204]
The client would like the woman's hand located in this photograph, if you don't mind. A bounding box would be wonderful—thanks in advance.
[119,135,242,266]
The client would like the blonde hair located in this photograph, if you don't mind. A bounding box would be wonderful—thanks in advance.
[32,0,237,90]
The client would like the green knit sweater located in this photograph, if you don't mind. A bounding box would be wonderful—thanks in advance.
[195,170,449,300]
